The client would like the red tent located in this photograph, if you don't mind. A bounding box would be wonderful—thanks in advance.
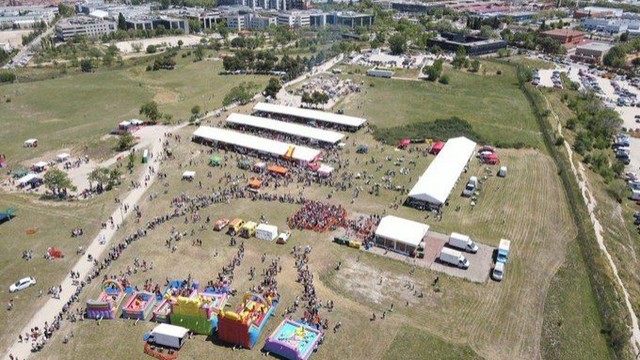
[430,141,445,155]
[482,153,499,164]
[307,163,321,171]
[398,138,411,149]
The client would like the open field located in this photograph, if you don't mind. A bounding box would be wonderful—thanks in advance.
[0,30,31,49]
[0,51,269,165]
[112,35,205,54]
[337,63,543,149]
[18,114,603,360]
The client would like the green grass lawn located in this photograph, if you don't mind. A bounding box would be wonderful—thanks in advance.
[0,52,269,165]
[338,63,543,149]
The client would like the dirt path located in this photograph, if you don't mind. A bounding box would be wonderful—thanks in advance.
[543,93,640,354]
[1,125,181,360]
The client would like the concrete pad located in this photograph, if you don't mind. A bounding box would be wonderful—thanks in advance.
[429,243,493,283]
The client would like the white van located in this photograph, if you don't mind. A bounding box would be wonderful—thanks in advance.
[492,262,505,281]
[498,166,507,177]
[462,176,478,197]
[439,247,470,269]
[448,232,478,253]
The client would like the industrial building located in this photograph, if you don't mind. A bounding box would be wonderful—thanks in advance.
[540,29,585,46]
[570,42,613,64]
[55,16,116,41]
[427,32,506,56]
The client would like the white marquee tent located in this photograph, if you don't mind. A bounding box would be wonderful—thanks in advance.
[192,126,321,163]
[253,102,367,129]
[375,215,430,254]
[408,137,477,206]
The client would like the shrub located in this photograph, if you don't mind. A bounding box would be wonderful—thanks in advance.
[438,74,450,84]
[146,45,157,54]
[555,136,565,146]
[0,71,16,83]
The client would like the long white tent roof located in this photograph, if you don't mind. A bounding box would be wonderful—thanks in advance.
[192,126,321,163]
[375,215,430,247]
[408,137,477,205]
[253,102,367,128]
[226,113,344,145]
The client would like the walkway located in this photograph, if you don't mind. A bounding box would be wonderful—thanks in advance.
[2,128,170,360]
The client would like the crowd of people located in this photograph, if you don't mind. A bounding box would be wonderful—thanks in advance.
[288,200,348,232]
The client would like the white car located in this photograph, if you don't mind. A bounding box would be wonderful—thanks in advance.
[276,231,291,245]
[9,277,36,293]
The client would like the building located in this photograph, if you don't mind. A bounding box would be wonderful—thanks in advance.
[406,137,477,210]
[570,42,613,64]
[226,12,276,30]
[579,18,634,34]
[277,11,311,27]
[326,11,374,28]
[427,32,506,56]
[574,6,623,19]
[55,16,116,41]
[126,16,189,34]
[374,216,430,255]
[540,29,585,46]
[376,0,445,13]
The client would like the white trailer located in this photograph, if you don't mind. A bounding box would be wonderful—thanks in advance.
[367,68,394,78]
[448,232,478,253]
[632,189,640,201]
[439,247,470,269]
[146,324,189,349]
[256,224,278,241]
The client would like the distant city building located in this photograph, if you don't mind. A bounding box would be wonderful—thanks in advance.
[427,32,506,56]
[226,12,276,30]
[574,6,623,19]
[326,11,374,28]
[570,42,613,64]
[540,29,585,46]
[277,11,310,27]
[374,0,444,13]
[55,15,116,41]
[126,16,189,34]
[273,10,373,28]
[0,6,55,29]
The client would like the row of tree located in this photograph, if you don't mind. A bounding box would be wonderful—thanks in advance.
[222,50,308,80]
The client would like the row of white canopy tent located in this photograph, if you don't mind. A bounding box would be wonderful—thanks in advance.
[408,137,477,206]
[253,102,367,129]
[17,173,41,187]
[226,113,345,145]
[192,126,321,163]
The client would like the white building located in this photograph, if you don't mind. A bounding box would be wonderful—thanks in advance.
[277,11,310,27]
[55,16,116,41]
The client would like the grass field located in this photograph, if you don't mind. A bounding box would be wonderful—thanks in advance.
[23,119,592,360]
[337,62,543,149]
[0,52,269,164]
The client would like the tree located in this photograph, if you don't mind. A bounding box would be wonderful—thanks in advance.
[108,168,121,189]
[452,47,467,69]
[57,3,74,17]
[118,132,136,150]
[44,168,76,197]
[0,71,16,83]
[80,59,93,73]
[620,31,629,42]
[177,40,184,49]
[127,152,136,172]
[88,167,110,191]
[139,101,161,123]
[131,42,142,53]
[388,34,406,55]
[194,45,205,61]
[191,105,201,117]
[470,59,480,72]
[117,13,127,31]
[263,77,282,99]
[222,82,258,107]
[146,45,157,54]
[301,91,313,107]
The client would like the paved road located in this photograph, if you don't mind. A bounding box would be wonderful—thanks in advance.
[2,127,170,360]
[5,25,55,69]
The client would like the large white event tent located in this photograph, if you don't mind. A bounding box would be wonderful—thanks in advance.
[253,102,367,129]
[192,126,321,163]
[408,137,477,206]
[375,215,430,255]
[226,113,344,145]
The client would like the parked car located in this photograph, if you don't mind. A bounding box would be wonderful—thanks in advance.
[9,277,36,293]
[492,262,505,281]
[462,176,478,197]
[276,231,291,245]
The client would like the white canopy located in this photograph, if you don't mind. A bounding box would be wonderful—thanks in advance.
[119,121,131,127]
[17,173,39,186]
[193,126,321,163]
[182,171,196,179]
[130,119,144,126]
[408,137,477,205]
[33,161,47,168]
[318,164,334,175]
[375,215,429,247]
[226,113,344,145]
[57,153,70,161]
[24,139,37,145]
[253,102,367,128]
